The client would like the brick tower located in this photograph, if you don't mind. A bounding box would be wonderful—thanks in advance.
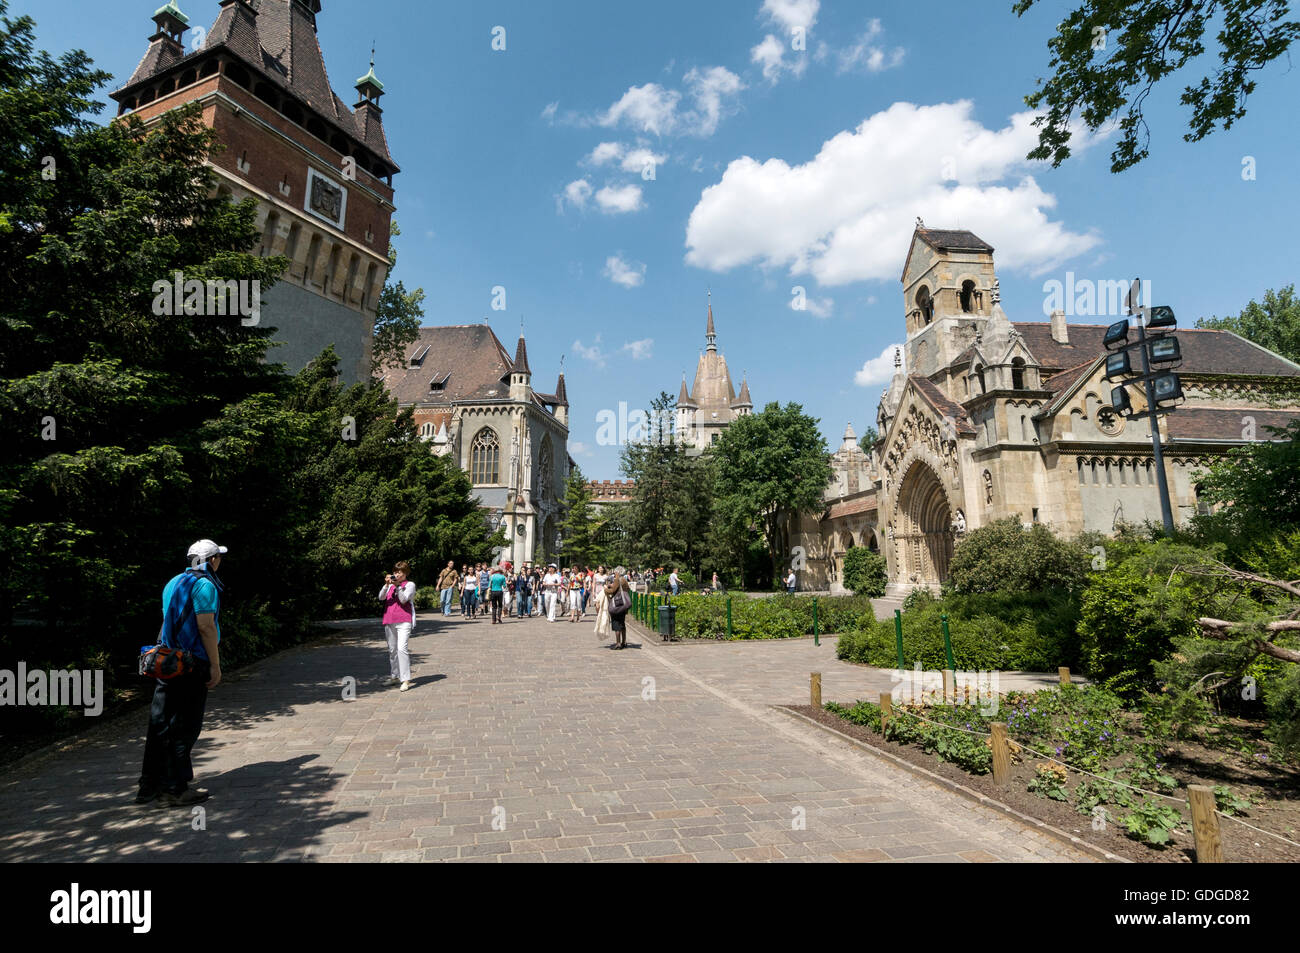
[111,0,400,383]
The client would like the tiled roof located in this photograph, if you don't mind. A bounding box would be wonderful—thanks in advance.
[911,377,976,435]
[916,228,993,253]
[381,325,514,405]
[827,496,877,520]
[1167,408,1299,442]
[1044,359,1097,394]
[118,0,396,166]
[1012,324,1300,376]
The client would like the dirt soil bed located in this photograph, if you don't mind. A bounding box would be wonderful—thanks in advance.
[784,704,1300,863]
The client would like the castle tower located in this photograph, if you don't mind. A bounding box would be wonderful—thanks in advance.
[111,0,400,384]
[680,294,743,452]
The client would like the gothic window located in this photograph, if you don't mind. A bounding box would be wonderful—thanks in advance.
[1077,459,1086,485]
[960,280,977,313]
[420,422,435,440]
[975,365,987,394]
[983,470,993,506]
[1021,415,1029,442]
[1091,460,1099,485]
[471,428,500,485]
[1105,460,1113,485]
[916,286,934,325]
[1012,358,1026,390]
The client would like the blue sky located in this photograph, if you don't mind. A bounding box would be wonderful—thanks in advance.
[18,0,1300,478]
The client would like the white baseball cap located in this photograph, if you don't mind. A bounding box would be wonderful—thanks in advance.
[187,539,228,563]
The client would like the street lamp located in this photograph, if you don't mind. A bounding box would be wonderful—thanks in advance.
[1101,279,1184,535]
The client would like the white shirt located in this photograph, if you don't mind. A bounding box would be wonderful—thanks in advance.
[378,581,417,632]
[543,572,560,591]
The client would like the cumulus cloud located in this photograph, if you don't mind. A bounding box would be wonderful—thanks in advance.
[597,67,743,138]
[854,343,904,387]
[837,19,904,73]
[622,339,654,360]
[792,295,834,318]
[573,336,607,368]
[586,141,624,166]
[584,141,667,175]
[540,101,559,123]
[604,255,647,288]
[559,178,592,211]
[595,183,644,214]
[752,0,819,82]
[684,101,1103,285]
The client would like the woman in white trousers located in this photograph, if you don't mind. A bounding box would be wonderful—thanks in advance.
[379,561,416,691]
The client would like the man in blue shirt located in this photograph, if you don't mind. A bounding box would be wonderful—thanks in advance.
[137,539,226,807]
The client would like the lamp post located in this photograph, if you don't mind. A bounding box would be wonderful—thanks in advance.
[1102,279,1183,537]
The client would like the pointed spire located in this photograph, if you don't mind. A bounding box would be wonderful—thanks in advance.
[512,333,531,376]
[733,375,752,408]
[356,41,385,105]
[554,371,568,405]
[705,290,717,352]
[678,372,697,408]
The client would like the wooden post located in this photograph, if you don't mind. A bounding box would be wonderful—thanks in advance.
[990,722,1011,787]
[1188,785,1224,863]
[879,692,893,732]
[1059,667,1071,686]
[810,673,822,708]
[942,669,956,705]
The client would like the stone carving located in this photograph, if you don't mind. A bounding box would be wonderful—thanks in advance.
[310,175,344,223]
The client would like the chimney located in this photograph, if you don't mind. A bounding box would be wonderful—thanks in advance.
[1050,309,1068,344]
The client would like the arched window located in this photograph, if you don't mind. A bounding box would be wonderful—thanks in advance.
[1020,414,1029,442]
[975,364,986,394]
[420,422,435,439]
[1012,357,1026,390]
[471,428,500,484]
[536,436,553,502]
[915,286,933,325]
[1077,459,1086,486]
[956,280,977,314]
[1091,460,1099,485]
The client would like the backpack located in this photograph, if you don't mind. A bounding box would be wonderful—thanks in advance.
[139,574,199,680]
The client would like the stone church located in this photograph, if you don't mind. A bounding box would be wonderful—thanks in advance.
[791,224,1300,594]
[674,296,753,452]
[380,326,573,567]
[113,0,397,383]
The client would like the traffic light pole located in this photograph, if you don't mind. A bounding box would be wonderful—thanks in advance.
[1136,319,1176,536]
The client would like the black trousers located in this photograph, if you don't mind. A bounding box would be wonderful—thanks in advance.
[139,659,210,795]
[490,591,503,622]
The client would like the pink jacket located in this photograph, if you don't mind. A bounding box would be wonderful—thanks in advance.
[380,581,416,628]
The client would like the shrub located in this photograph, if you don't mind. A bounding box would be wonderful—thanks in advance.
[947,517,1090,594]
[842,547,887,597]
[415,586,440,611]
[668,592,875,640]
[1077,540,1223,696]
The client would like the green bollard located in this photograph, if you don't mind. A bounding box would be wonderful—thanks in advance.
[942,613,955,672]
[813,597,819,646]
[894,609,904,669]
[726,597,733,639]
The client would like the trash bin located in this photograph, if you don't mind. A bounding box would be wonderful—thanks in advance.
[658,604,677,640]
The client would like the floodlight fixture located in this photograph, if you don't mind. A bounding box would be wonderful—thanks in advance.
[1148,336,1181,364]
[1151,372,1183,403]
[1105,351,1131,379]
[1111,385,1132,415]
[1145,305,1176,330]
[1103,319,1130,349]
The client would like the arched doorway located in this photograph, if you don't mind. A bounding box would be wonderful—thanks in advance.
[895,461,954,586]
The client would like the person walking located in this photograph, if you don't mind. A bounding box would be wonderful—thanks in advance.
[785,568,797,595]
[568,567,584,623]
[607,567,632,650]
[478,565,491,619]
[437,561,458,617]
[515,566,531,618]
[669,567,681,596]
[137,538,226,807]
[592,565,611,643]
[543,564,561,621]
[489,564,507,623]
[462,565,478,618]
[380,561,417,691]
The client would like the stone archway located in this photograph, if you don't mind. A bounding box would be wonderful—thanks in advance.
[895,460,955,587]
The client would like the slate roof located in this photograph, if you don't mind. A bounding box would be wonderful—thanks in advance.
[915,228,994,253]
[1011,324,1300,376]
[381,325,514,405]
[911,376,976,435]
[1167,408,1299,442]
[827,496,877,520]
[117,0,396,167]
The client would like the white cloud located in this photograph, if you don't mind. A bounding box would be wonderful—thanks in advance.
[793,295,834,318]
[595,183,644,214]
[586,141,624,166]
[622,146,667,175]
[573,336,607,368]
[560,178,592,211]
[584,141,667,176]
[604,255,647,288]
[622,338,654,360]
[752,0,819,82]
[597,68,743,138]
[570,441,593,457]
[541,101,559,123]
[854,343,904,387]
[837,20,904,74]
[685,101,1103,285]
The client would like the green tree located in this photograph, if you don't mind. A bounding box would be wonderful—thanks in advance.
[1193,419,1300,544]
[558,466,601,566]
[1016,0,1300,172]
[947,517,1091,594]
[842,546,888,597]
[1196,285,1300,365]
[712,402,833,581]
[370,221,424,376]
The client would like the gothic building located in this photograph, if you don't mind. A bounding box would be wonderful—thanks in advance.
[380,325,572,567]
[674,296,753,452]
[792,224,1300,594]
[112,0,398,383]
